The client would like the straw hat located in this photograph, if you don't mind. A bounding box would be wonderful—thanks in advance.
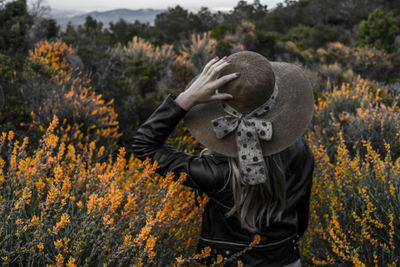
[183,51,314,158]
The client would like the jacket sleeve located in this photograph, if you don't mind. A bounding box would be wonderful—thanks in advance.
[295,139,315,238]
[131,93,228,196]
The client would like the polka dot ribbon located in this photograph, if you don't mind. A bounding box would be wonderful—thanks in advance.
[211,82,279,185]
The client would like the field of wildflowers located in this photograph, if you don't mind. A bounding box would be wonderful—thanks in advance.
[0,117,210,266]
[0,23,399,266]
[303,78,400,265]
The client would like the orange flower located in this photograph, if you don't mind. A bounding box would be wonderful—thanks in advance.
[53,213,70,234]
[66,257,77,267]
[55,253,64,266]
[54,239,63,250]
[37,243,44,251]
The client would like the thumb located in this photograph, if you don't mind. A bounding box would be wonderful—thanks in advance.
[209,93,233,101]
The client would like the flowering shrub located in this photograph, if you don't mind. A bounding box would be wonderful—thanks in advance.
[302,130,399,266]
[284,40,313,62]
[166,121,204,155]
[24,40,74,76]
[318,63,343,89]
[175,32,217,75]
[22,40,121,153]
[312,76,400,160]
[108,36,175,69]
[353,46,393,81]
[316,42,393,82]
[300,67,400,265]
[223,21,256,52]
[0,116,208,266]
[106,36,182,140]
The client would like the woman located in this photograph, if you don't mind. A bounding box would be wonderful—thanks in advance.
[131,51,315,266]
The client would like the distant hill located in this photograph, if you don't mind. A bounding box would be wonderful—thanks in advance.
[51,8,165,30]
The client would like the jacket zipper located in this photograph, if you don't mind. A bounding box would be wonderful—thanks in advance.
[199,234,296,248]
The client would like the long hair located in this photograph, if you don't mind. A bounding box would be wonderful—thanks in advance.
[200,148,287,233]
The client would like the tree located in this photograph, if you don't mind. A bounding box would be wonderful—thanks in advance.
[0,0,59,55]
[188,7,219,34]
[108,19,140,45]
[0,0,33,54]
[357,8,399,53]
[335,0,375,27]
[28,0,50,17]
[224,0,268,25]
[154,5,192,44]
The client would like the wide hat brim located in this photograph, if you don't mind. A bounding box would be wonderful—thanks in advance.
[183,61,314,157]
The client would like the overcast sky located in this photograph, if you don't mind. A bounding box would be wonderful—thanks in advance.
[39,0,283,13]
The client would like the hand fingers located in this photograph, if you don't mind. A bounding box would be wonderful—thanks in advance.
[209,60,232,79]
[206,56,229,76]
[209,93,233,101]
[211,72,240,89]
[212,56,229,71]
[202,56,220,75]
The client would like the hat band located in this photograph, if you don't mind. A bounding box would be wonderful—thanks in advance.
[210,81,279,185]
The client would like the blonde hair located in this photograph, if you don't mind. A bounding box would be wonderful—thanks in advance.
[201,148,286,233]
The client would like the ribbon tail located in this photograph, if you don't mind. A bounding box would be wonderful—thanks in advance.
[235,121,268,185]
[248,118,273,141]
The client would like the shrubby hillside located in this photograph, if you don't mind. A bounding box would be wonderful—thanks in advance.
[0,0,399,265]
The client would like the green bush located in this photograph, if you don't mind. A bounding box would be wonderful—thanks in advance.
[0,53,26,136]
[357,8,399,53]
[210,23,230,39]
[285,24,349,50]
[316,42,395,82]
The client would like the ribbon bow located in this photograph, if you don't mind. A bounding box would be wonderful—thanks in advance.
[211,83,278,185]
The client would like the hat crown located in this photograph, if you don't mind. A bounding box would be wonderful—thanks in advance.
[218,51,275,114]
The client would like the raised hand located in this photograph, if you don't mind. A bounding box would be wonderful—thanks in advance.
[175,56,240,111]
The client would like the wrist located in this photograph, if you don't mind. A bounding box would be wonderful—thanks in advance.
[175,92,196,111]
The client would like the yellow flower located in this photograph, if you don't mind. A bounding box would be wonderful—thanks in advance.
[7,130,14,141]
[87,194,97,214]
[123,234,132,245]
[175,257,184,264]
[55,253,64,266]
[53,213,70,234]
[148,251,156,260]
[216,254,223,263]
[249,234,261,247]
[76,201,83,208]
[15,218,24,226]
[66,257,77,267]
[54,239,63,250]
[201,246,211,258]
[37,243,44,251]
[30,216,39,227]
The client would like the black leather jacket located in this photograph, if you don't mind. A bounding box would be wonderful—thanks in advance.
[131,94,315,266]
